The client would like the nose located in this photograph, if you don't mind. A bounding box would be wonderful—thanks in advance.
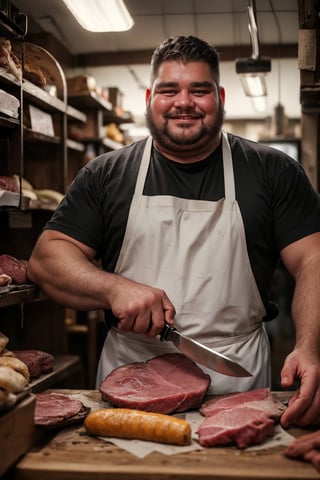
[174,90,194,108]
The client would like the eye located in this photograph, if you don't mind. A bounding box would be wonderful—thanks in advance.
[158,88,177,96]
[192,89,211,96]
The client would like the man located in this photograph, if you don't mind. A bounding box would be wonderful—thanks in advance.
[28,36,320,428]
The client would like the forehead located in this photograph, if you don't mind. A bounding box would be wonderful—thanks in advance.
[154,60,216,84]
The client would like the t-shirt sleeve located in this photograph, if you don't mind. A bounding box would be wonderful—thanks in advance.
[45,165,105,253]
[271,159,320,251]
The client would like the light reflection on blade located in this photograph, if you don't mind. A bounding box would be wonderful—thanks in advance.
[171,331,252,377]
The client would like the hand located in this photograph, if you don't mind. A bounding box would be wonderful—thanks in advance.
[108,275,176,337]
[284,431,320,472]
[280,348,320,428]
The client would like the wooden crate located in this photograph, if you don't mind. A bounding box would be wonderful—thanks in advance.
[0,393,36,476]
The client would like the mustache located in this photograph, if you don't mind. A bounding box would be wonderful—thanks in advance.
[163,109,205,119]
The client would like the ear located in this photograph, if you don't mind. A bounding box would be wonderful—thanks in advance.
[219,86,225,106]
[145,88,151,106]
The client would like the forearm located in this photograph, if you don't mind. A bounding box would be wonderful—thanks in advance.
[28,236,116,311]
[291,256,320,357]
[280,238,320,427]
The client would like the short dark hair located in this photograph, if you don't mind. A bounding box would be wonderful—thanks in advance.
[150,35,221,84]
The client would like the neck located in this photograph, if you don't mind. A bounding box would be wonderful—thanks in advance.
[153,132,222,164]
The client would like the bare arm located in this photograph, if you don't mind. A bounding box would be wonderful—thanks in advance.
[27,230,175,336]
[279,232,320,427]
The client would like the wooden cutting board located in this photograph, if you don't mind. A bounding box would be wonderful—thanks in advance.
[9,390,320,480]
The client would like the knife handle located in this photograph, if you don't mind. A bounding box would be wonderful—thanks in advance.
[108,317,174,341]
[159,323,176,341]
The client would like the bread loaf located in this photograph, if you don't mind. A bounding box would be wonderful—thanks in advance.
[0,356,30,381]
[0,389,17,409]
[0,366,28,392]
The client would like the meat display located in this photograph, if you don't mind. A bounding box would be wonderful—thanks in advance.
[34,393,84,426]
[0,254,27,285]
[0,175,19,192]
[197,388,286,449]
[99,353,211,414]
[14,349,54,379]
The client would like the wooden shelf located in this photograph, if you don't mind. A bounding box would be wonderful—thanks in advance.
[67,138,85,152]
[0,67,21,87]
[29,355,83,393]
[67,91,112,112]
[0,284,42,308]
[23,80,66,114]
[103,109,134,125]
[103,137,123,150]
[66,104,87,123]
[0,113,20,127]
[23,128,61,144]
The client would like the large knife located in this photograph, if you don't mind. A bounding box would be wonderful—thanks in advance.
[159,323,252,377]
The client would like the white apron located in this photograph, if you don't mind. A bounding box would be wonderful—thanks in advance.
[96,132,271,393]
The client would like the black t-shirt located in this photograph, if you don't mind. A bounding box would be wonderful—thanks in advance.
[46,133,320,310]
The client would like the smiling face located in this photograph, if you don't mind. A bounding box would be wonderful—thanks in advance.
[145,60,225,162]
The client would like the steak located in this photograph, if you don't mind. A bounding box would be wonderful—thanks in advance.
[0,175,19,193]
[14,349,54,378]
[34,393,83,425]
[197,388,286,449]
[99,353,211,414]
[200,388,285,418]
[198,406,275,448]
[0,254,27,284]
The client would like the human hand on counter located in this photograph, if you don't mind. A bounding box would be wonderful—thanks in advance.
[108,275,176,337]
[280,348,320,428]
[284,430,320,472]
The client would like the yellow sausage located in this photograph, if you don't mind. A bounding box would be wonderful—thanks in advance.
[84,408,192,446]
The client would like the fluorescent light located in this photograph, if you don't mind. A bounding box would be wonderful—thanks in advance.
[62,0,134,32]
[239,73,267,97]
[250,95,267,113]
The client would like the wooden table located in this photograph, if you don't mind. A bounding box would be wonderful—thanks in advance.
[7,390,320,480]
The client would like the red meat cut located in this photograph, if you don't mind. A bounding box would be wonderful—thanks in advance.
[200,388,285,418]
[197,388,286,449]
[198,406,275,448]
[99,353,211,414]
[14,349,54,378]
[0,254,27,284]
[35,393,84,425]
[0,175,19,193]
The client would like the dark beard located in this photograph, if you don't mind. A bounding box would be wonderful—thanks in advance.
[145,101,224,153]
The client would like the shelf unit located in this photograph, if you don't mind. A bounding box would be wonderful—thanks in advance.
[1,16,130,392]
[0,27,84,391]
[67,90,128,167]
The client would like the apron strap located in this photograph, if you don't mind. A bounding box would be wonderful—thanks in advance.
[222,131,236,203]
[135,136,153,195]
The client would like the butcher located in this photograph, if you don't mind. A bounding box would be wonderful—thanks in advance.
[27,36,320,428]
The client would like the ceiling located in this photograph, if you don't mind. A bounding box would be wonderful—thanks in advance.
[12,0,298,56]
[8,0,301,126]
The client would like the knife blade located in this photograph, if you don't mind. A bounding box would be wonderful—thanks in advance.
[159,323,252,377]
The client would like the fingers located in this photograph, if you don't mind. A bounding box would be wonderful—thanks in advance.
[280,352,320,428]
[285,431,320,456]
[284,431,320,472]
[281,388,317,428]
[305,450,320,472]
[144,291,176,337]
[112,280,175,337]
